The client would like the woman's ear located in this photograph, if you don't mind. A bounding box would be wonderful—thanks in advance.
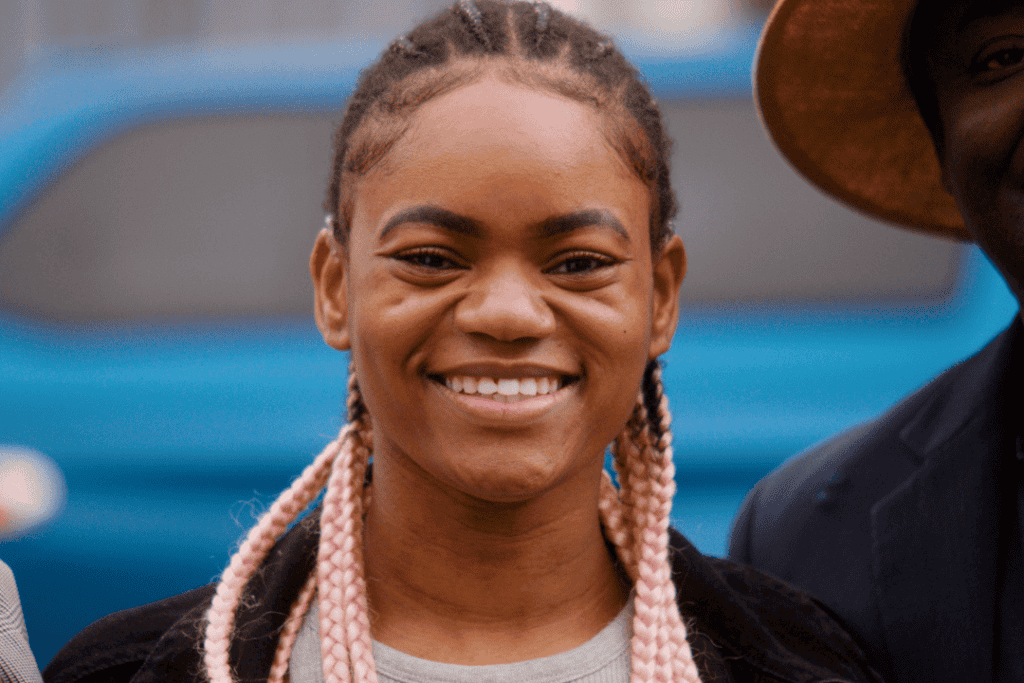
[649,234,686,359]
[311,228,351,351]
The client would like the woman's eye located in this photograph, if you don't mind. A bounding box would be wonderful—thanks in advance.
[548,254,614,275]
[972,43,1024,74]
[395,250,460,271]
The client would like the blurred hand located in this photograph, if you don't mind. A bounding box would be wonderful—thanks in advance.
[0,448,65,540]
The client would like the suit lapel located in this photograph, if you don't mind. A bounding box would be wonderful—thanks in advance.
[871,421,1004,683]
[870,317,1021,683]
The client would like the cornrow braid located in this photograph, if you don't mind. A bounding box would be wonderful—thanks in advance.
[532,1,551,48]
[455,0,493,51]
[593,38,614,59]
[323,0,677,257]
[391,36,426,59]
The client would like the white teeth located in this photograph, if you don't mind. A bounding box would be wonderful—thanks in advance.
[442,374,565,399]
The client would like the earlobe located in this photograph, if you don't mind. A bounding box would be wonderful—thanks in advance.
[648,234,686,359]
[310,228,351,351]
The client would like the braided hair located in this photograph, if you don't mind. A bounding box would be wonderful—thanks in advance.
[324,0,676,257]
[204,2,700,682]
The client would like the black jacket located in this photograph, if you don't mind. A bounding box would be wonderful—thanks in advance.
[729,317,1023,683]
[44,511,884,683]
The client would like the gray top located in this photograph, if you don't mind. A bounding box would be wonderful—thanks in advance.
[291,596,633,683]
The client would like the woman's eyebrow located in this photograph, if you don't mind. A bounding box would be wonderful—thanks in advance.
[536,209,629,241]
[380,206,481,240]
[379,205,629,241]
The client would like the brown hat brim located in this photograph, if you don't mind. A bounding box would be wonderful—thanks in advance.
[755,0,971,241]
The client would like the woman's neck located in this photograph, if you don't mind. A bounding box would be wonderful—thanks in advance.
[360,452,630,665]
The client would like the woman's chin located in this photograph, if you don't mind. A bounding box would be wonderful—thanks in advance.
[442,457,569,505]
[380,435,600,507]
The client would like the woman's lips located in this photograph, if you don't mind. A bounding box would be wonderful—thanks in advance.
[443,375,564,401]
[430,374,577,421]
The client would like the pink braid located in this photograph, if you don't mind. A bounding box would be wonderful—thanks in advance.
[317,406,377,683]
[209,362,700,683]
[619,403,665,682]
[266,417,374,683]
[267,569,319,683]
[203,427,347,683]
[647,366,701,682]
[612,365,702,683]
[615,409,651,576]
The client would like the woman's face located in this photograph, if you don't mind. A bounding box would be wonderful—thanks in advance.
[312,76,685,504]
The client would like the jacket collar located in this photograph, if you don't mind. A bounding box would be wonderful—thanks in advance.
[900,316,1023,457]
[135,510,871,683]
[871,316,1022,683]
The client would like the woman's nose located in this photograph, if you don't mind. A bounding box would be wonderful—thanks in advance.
[454,265,556,342]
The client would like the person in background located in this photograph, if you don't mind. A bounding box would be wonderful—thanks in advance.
[729,1,1024,682]
[0,562,42,683]
[42,2,882,683]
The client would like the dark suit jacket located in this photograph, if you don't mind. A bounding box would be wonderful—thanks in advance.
[729,316,1023,683]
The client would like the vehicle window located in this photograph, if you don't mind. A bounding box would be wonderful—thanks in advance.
[0,101,962,323]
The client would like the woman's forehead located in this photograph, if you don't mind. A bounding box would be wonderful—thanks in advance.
[393,76,609,162]
[349,80,649,244]
[370,77,642,199]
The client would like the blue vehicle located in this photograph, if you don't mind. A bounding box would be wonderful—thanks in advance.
[0,18,1015,665]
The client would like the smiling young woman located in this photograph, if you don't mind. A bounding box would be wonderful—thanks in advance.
[43,3,884,683]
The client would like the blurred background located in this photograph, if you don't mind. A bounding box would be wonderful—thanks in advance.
[0,0,1016,667]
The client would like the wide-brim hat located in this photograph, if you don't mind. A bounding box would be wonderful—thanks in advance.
[755,0,971,241]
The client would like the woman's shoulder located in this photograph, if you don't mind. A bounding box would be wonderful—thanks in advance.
[44,513,319,683]
[668,528,884,683]
[42,584,215,683]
